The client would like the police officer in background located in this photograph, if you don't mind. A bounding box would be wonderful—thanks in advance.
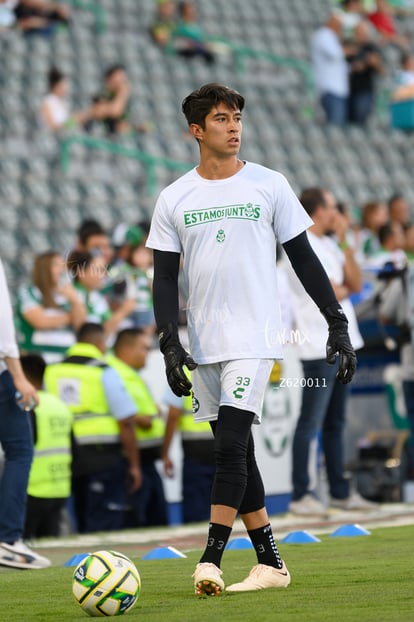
[107,328,168,527]
[44,322,141,533]
[20,354,73,539]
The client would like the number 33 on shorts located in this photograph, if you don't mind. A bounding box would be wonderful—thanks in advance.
[233,376,251,399]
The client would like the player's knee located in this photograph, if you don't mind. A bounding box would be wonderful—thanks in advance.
[214,431,248,471]
[214,405,254,470]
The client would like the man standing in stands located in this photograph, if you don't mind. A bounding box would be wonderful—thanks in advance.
[311,11,349,126]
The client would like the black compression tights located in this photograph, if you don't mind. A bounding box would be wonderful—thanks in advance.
[210,406,265,513]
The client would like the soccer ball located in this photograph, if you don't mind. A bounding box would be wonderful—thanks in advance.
[72,550,141,617]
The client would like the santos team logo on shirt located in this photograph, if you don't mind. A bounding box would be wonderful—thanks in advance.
[183,203,261,227]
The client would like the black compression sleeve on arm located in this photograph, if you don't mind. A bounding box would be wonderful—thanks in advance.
[152,250,181,329]
[282,231,337,311]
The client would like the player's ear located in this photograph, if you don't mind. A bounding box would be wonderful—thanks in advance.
[190,123,203,141]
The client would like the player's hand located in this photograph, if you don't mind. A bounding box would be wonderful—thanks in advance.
[163,344,197,396]
[321,302,357,384]
[158,324,197,397]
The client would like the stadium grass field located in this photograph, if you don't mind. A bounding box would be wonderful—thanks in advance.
[1,523,413,622]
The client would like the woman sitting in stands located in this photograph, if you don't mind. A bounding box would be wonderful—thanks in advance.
[39,67,94,132]
[16,251,86,361]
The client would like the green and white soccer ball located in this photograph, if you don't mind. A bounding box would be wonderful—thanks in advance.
[72,550,141,617]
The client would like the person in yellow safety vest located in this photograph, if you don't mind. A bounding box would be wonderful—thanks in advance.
[20,354,73,539]
[44,322,141,533]
[107,328,168,527]
[162,369,215,523]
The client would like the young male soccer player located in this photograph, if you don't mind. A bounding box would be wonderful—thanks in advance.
[146,83,356,595]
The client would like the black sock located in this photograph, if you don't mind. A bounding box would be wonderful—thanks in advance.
[248,523,283,569]
[199,523,232,569]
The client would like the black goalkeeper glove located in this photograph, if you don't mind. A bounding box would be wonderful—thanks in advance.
[158,323,197,397]
[321,302,357,385]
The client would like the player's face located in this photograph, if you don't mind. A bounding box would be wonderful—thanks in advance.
[192,103,242,157]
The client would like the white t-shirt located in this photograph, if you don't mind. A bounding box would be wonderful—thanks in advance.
[0,257,19,374]
[283,231,364,360]
[311,26,349,97]
[146,162,313,363]
[40,93,70,129]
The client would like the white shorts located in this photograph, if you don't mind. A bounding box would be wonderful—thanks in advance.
[191,359,274,425]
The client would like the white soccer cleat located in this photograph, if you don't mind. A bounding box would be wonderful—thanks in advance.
[193,562,224,596]
[226,562,291,592]
[0,540,51,570]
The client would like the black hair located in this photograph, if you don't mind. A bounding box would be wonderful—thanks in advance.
[77,219,106,246]
[76,322,105,343]
[20,354,46,385]
[113,327,145,353]
[105,64,126,80]
[299,187,327,216]
[48,67,65,91]
[378,222,395,246]
[66,250,94,282]
[388,193,404,208]
[182,83,245,128]
[400,50,411,68]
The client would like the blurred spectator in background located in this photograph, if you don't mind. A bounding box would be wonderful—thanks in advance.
[150,0,176,48]
[365,220,408,269]
[368,0,410,49]
[0,0,17,30]
[336,0,365,38]
[108,226,155,334]
[75,219,114,266]
[311,11,349,126]
[44,322,141,533]
[379,267,414,479]
[388,192,410,227]
[392,50,414,100]
[21,354,73,539]
[67,250,135,342]
[346,19,385,125]
[171,1,215,64]
[0,257,50,570]
[13,0,70,37]
[334,201,369,266]
[39,67,94,132]
[16,251,86,361]
[162,371,215,523]
[285,188,369,516]
[88,64,135,135]
[358,200,389,262]
[404,222,414,261]
[107,328,168,528]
